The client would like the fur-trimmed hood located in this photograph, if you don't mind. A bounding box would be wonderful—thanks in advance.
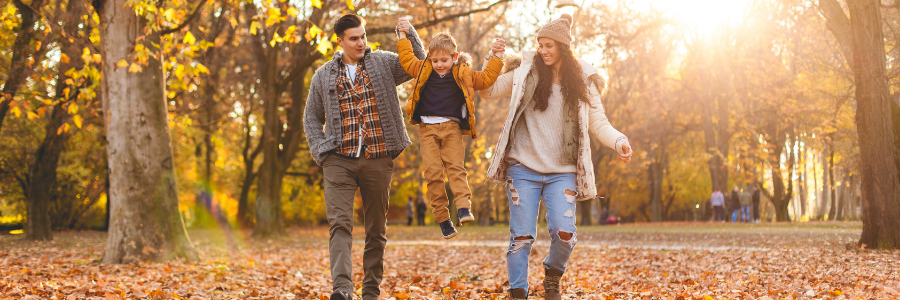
[456,52,472,66]
[502,53,522,74]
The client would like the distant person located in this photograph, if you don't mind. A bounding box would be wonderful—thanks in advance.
[730,186,740,222]
[710,189,725,222]
[599,207,610,225]
[416,197,427,226]
[740,187,752,223]
[406,196,414,226]
[752,186,761,222]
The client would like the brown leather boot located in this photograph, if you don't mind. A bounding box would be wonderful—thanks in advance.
[543,268,564,300]
[508,288,527,299]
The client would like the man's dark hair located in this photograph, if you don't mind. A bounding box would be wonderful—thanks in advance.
[334,14,365,38]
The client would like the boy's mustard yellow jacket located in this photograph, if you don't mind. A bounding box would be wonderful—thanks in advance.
[397,38,504,138]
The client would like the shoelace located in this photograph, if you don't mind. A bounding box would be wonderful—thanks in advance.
[544,275,562,292]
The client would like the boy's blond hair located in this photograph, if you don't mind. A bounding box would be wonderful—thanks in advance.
[428,32,457,56]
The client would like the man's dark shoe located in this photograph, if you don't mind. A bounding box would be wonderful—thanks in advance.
[508,288,527,299]
[330,290,351,300]
[439,220,457,239]
[458,208,475,224]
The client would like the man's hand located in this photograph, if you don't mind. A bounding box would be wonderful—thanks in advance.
[491,38,506,55]
[397,18,411,39]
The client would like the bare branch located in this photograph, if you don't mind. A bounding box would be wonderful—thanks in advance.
[816,0,855,71]
[366,0,512,35]
[160,1,206,36]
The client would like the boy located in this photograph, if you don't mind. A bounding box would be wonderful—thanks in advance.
[396,18,505,239]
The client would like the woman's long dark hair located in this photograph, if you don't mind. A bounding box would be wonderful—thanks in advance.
[531,43,590,111]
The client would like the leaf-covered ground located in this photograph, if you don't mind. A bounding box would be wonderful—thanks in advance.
[1,222,898,299]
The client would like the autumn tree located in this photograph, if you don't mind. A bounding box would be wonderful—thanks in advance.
[819,0,900,248]
[97,0,198,262]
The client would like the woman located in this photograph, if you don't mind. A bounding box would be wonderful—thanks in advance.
[479,14,633,299]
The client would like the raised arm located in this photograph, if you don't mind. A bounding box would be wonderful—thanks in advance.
[388,20,425,85]
[303,72,329,165]
[397,38,426,78]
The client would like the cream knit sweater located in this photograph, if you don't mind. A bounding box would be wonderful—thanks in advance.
[507,84,577,174]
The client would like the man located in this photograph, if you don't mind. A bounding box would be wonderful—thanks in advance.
[406,196,414,226]
[740,187,752,223]
[303,14,424,300]
[710,189,725,222]
[730,186,741,222]
[752,185,761,222]
[416,197,427,226]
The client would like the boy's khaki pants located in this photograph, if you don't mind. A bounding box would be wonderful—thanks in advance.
[419,122,472,223]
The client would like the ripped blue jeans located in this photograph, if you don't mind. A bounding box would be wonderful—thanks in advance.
[505,162,577,291]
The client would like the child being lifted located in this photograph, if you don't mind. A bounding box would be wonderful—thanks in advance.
[396,18,506,239]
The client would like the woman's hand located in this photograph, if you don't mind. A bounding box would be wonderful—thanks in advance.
[491,38,506,55]
[397,18,410,38]
[617,139,633,163]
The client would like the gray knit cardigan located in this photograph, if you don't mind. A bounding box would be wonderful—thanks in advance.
[303,27,425,165]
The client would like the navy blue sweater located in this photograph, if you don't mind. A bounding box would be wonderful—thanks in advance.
[415,70,466,121]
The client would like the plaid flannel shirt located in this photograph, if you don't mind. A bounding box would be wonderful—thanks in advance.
[334,59,388,158]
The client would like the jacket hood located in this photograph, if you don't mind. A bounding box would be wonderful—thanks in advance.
[457,52,472,66]
[502,54,522,74]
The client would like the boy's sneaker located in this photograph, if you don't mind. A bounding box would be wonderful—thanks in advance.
[439,220,458,239]
[458,208,475,224]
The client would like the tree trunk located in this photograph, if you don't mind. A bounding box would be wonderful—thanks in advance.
[848,0,900,249]
[25,102,67,240]
[99,0,198,263]
[819,151,830,219]
[648,134,670,222]
[812,149,820,219]
[579,200,592,225]
[0,0,46,132]
[23,0,85,240]
[799,140,808,218]
[648,161,662,222]
[828,140,837,220]
[850,173,860,219]
[836,171,846,220]
[768,130,795,222]
[251,46,286,239]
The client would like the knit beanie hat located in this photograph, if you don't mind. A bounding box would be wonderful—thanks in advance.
[536,14,573,46]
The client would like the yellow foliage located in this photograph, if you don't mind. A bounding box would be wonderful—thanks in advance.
[316,40,332,55]
[183,31,196,45]
[128,63,143,73]
[250,21,261,35]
